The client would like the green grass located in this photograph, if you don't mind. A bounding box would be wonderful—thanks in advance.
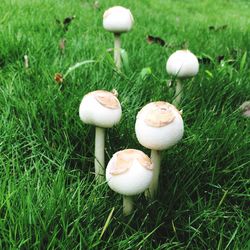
[0,0,249,249]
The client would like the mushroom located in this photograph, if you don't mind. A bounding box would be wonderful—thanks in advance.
[103,6,134,70]
[166,49,199,107]
[79,90,122,183]
[135,101,184,198]
[106,149,153,215]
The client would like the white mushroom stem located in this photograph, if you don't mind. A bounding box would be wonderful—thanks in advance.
[123,195,134,216]
[94,127,105,182]
[146,150,161,198]
[172,79,183,108]
[114,33,121,70]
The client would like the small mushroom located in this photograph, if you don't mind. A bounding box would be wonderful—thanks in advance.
[106,149,153,215]
[103,6,134,70]
[79,90,122,183]
[166,49,199,107]
[135,101,184,198]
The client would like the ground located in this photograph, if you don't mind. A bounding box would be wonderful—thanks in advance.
[0,0,249,249]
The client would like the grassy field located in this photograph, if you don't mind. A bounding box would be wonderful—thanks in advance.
[0,0,250,249]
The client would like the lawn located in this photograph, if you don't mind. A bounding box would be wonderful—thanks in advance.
[0,0,249,249]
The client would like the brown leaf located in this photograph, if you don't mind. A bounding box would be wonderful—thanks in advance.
[63,16,75,25]
[217,55,225,63]
[146,35,166,47]
[54,73,63,84]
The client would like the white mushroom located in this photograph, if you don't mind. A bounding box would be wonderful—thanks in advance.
[106,149,153,215]
[166,49,199,107]
[103,6,134,70]
[79,90,122,183]
[135,101,184,198]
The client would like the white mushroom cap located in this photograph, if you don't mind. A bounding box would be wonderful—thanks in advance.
[166,50,199,78]
[135,102,184,150]
[79,90,122,128]
[106,149,153,196]
[103,6,134,34]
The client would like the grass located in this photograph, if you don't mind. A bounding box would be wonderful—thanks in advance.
[0,0,249,249]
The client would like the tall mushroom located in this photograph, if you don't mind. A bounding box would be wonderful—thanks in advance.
[103,6,134,70]
[106,149,153,215]
[166,49,199,107]
[135,101,184,198]
[79,90,122,183]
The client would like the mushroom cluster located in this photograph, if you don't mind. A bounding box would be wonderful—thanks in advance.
[77,5,199,216]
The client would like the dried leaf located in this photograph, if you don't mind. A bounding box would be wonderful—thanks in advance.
[54,73,63,84]
[217,55,225,63]
[146,35,166,47]
[63,16,75,26]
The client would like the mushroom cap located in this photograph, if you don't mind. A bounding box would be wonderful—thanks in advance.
[106,149,153,196]
[79,90,122,128]
[103,6,134,33]
[135,101,184,150]
[166,50,199,78]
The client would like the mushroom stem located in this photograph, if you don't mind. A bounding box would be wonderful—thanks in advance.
[95,127,105,182]
[123,195,134,216]
[172,78,183,108]
[145,150,161,199]
[114,33,121,70]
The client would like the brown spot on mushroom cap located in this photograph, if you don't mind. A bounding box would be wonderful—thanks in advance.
[144,102,176,127]
[91,90,119,109]
[109,149,153,175]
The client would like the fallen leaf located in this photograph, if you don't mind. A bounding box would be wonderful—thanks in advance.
[217,55,225,63]
[146,35,166,47]
[63,16,75,26]
[54,73,63,83]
